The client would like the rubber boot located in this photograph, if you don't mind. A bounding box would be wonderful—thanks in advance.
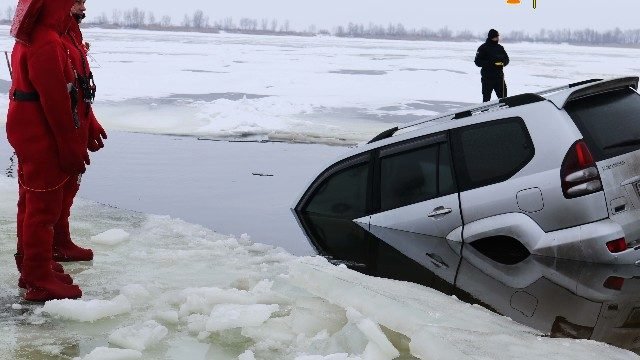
[15,254,73,289]
[17,179,65,273]
[23,266,81,302]
[21,187,82,302]
[52,177,93,262]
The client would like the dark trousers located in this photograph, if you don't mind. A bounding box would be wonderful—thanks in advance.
[482,76,507,102]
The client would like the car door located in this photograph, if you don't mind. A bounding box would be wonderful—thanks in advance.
[366,133,462,242]
[295,153,377,269]
[449,117,536,234]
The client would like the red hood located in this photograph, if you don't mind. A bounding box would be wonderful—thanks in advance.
[39,0,75,35]
[10,0,43,43]
[11,0,74,42]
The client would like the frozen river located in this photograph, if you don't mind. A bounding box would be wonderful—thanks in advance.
[2,27,640,359]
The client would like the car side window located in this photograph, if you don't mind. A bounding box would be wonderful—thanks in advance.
[379,141,456,212]
[304,161,370,218]
[452,117,534,191]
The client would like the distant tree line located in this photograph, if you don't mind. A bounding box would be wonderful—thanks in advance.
[334,22,465,41]
[333,21,640,46]
[81,8,305,35]
[504,28,640,46]
[3,6,640,46]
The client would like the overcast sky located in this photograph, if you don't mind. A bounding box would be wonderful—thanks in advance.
[84,0,640,33]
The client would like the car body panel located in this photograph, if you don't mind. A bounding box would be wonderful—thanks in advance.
[367,193,462,240]
[598,149,640,247]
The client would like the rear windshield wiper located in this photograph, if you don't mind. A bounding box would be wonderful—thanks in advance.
[603,138,640,150]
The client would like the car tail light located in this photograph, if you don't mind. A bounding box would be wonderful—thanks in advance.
[606,238,628,253]
[603,276,625,291]
[561,140,602,198]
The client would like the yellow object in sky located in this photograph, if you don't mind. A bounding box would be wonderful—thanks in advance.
[506,0,536,9]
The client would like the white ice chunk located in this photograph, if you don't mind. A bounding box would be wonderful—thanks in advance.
[91,229,130,245]
[108,320,169,351]
[40,295,131,322]
[238,349,256,360]
[186,314,208,334]
[177,280,277,318]
[154,310,180,325]
[408,328,470,360]
[120,284,152,306]
[362,342,394,360]
[81,347,142,360]
[345,308,399,359]
[205,303,279,332]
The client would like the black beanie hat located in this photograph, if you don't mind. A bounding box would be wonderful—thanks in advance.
[488,29,499,39]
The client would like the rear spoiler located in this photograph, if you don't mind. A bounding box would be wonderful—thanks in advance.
[546,76,639,109]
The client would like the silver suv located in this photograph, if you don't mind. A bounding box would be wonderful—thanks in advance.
[293,77,640,264]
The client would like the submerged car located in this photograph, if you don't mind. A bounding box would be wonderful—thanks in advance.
[293,77,640,264]
[292,215,640,352]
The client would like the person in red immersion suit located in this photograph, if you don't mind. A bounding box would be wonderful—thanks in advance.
[52,0,108,261]
[6,0,94,301]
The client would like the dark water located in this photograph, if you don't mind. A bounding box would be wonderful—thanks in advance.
[0,130,344,255]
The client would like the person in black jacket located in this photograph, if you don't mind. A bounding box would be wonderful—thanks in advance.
[475,29,510,102]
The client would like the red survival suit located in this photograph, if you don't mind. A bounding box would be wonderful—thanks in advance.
[7,0,87,301]
[43,16,108,262]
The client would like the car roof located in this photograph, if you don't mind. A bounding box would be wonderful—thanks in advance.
[365,76,639,147]
[293,77,639,210]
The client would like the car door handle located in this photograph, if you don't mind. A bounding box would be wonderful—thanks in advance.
[428,207,452,218]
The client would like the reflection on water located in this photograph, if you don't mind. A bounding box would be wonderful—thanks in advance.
[294,212,640,354]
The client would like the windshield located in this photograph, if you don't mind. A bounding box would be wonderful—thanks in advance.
[565,88,640,161]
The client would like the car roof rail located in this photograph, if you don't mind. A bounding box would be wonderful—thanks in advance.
[367,93,546,144]
[535,78,603,97]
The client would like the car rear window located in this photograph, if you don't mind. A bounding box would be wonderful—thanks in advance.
[565,88,640,161]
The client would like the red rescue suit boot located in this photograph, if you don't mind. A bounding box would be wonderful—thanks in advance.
[15,254,73,289]
[21,188,81,302]
[15,254,73,288]
[52,177,93,262]
[16,176,66,275]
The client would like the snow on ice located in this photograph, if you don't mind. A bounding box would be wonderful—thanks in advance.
[2,26,639,145]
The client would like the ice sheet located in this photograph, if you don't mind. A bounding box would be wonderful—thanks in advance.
[0,176,636,359]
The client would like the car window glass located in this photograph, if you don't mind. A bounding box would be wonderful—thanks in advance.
[380,145,439,211]
[453,118,534,191]
[566,88,640,161]
[305,163,369,218]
